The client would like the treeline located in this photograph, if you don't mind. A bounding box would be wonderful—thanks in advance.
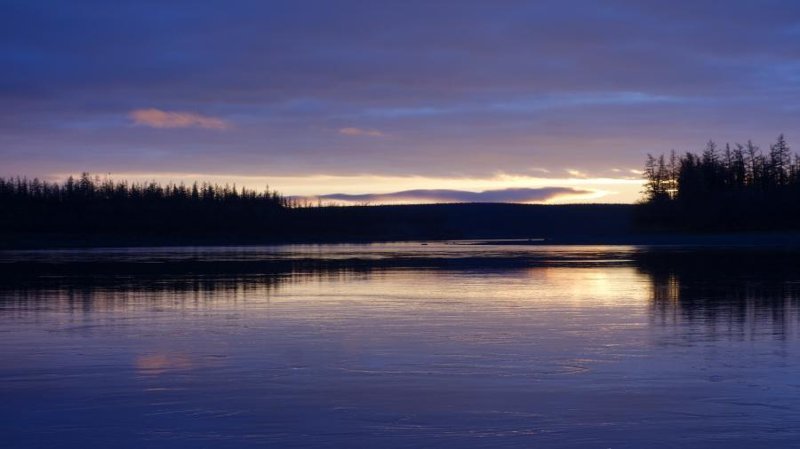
[0,174,290,234]
[637,134,800,230]
[0,172,634,245]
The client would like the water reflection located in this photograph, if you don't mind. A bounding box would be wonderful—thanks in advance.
[637,250,800,340]
[3,249,800,336]
[136,353,194,375]
[3,246,800,448]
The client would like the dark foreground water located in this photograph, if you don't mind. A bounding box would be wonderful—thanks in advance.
[2,243,800,448]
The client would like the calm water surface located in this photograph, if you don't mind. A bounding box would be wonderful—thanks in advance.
[2,243,800,448]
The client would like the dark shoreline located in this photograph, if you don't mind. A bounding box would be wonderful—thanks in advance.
[6,231,800,250]
[5,202,800,250]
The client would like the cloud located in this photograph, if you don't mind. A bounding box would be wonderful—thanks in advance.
[306,187,593,205]
[338,127,384,137]
[5,1,800,187]
[566,169,588,178]
[129,108,229,130]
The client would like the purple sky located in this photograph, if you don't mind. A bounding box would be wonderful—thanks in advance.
[2,0,799,203]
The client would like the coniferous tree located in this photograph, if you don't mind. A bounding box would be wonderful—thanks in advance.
[0,175,290,235]
[638,135,800,231]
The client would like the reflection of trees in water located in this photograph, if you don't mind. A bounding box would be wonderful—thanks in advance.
[636,251,800,339]
[6,250,800,340]
[0,268,379,313]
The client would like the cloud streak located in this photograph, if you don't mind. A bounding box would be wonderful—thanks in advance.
[130,109,229,130]
[3,1,800,199]
[306,187,593,205]
[338,127,384,137]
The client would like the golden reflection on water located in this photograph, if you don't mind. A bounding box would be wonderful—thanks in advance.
[3,260,799,342]
[2,266,654,313]
[529,266,652,306]
[0,267,680,335]
[249,266,655,319]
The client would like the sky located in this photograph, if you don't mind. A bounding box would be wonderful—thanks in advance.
[2,0,799,204]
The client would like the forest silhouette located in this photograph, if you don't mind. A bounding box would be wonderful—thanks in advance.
[637,135,800,231]
[5,134,800,248]
[0,174,289,235]
[0,173,630,246]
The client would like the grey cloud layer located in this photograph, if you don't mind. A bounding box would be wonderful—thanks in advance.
[2,0,799,178]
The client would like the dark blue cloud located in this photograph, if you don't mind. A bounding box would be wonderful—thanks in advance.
[311,187,591,204]
[1,0,799,179]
